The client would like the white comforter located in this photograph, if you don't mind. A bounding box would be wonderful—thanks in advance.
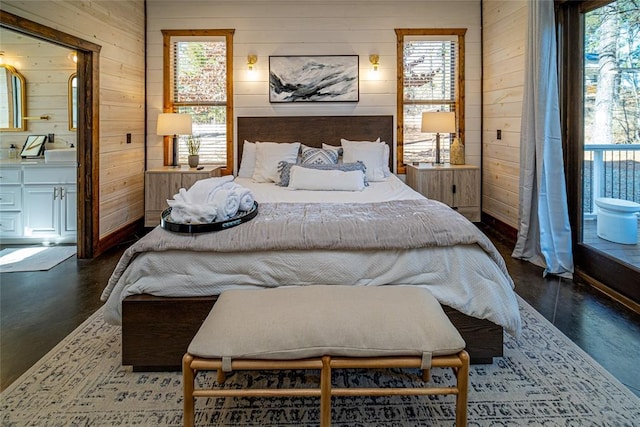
[101,175,521,335]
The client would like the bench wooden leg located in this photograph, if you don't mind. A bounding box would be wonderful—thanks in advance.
[320,355,332,427]
[182,353,196,427]
[182,353,469,426]
[455,351,470,427]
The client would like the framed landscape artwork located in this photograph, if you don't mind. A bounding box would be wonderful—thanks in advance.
[269,55,359,103]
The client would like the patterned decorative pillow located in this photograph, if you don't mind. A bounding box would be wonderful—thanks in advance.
[322,143,343,157]
[300,146,339,165]
[277,160,368,187]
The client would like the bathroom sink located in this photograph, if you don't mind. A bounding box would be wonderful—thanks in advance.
[44,148,77,163]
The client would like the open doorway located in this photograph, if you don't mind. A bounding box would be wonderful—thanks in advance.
[1,10,100,258]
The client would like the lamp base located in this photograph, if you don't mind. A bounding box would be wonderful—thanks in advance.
[172,135,179,167]
[433,133,445,165]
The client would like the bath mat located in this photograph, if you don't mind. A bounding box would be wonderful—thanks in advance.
[0,246,76,273]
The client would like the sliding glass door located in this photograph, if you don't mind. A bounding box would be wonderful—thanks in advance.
[559,0,640,305]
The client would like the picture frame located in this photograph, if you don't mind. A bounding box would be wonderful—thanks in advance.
[269,55,359,103]
[20,134,47,158]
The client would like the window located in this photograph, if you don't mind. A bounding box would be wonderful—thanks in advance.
[395,29,465,173]
[162,30,234,173]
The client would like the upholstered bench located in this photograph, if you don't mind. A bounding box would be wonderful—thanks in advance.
[183,285,469,427]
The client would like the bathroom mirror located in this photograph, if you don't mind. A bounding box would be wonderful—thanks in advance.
[0,64,27,131]
[68,73,77,130]
[20,134,47,158]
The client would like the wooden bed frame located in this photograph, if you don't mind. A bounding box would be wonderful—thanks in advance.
[121,115,503,371]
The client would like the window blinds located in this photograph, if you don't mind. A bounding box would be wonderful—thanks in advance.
[170,38,227,165]
[401,36,459,164]
[403,38,457,104]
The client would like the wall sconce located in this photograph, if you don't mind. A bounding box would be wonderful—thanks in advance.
[369,54,380,71]
[247,54,257,71]
[68,51,78,64]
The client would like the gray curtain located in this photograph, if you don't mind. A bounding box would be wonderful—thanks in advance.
[512,0,574,279]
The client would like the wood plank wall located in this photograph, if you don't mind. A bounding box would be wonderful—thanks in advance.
[1,0,146,240]
[146,0,483,170]
[1,1,522,244]
[482,0,527,228]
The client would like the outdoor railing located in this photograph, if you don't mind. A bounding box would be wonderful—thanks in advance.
[583,144,640,217]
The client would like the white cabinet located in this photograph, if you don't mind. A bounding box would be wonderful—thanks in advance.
[0,166,23,237]
[0,163,77,243]
[23,184,77,239]
[22,167,77,241]
[0,211,22,237]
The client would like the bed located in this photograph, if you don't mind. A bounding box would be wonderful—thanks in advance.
[101,115,521,371]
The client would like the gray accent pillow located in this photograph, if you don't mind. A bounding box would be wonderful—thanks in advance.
[277,160,368,187]
[300,146,339,165]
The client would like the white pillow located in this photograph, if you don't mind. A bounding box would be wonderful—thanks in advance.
[341,138,381,144]
[288,165,365,191]
[341,140,386,182]
[252,142,301,183]
[340,138,391,176]
[237,141,256,178]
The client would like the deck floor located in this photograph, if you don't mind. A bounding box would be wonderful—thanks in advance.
[582,218,640,269]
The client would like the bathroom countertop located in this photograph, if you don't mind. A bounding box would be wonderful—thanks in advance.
[0,158,76,167]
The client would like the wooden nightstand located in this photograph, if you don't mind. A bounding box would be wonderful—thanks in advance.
[406,164,481,222]
[144,165,222,227]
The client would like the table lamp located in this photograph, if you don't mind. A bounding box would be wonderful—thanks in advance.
[157,113,192,167]
[421,112,456,165]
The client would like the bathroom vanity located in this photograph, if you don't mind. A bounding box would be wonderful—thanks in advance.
[0,159,77,244]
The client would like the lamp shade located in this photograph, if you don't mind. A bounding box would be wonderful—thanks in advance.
[421,112,456,134]
[156,113,192,136]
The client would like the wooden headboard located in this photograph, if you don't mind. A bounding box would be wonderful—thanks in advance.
[237,115,394,170]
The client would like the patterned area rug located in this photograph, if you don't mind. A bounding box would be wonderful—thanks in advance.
[1,297,638,426]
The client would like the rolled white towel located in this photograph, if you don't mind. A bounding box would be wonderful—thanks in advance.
[203,180,239,204]
[171,188,190,204]
[167,199,217,224]
[210,189,240,221]
[220,181,237,190]
[234,185,255,211]
[185,175,234,203]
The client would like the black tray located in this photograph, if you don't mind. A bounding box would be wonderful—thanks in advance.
[160,201,259,233]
